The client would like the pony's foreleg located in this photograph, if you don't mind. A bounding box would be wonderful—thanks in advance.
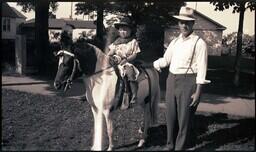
[91,107,103,151]
[103,110,114,151]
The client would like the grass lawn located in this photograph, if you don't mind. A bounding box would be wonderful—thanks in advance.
[204,69,255,98]
[158,56,255,98]
[2,89,255,151]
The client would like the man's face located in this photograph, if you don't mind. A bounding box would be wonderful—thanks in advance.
[118,26,132,38]
[178,20,194,37]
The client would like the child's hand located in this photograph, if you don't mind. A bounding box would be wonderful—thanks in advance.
[120,59,127,65]
[109,56,117,66]
[109,55,121,66]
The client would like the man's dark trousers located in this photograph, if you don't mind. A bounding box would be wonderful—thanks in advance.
[165,72,197,150]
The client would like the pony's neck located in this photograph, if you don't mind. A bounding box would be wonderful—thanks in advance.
[89,44,111,74]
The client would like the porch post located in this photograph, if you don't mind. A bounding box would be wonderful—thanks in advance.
[15,35,26,74]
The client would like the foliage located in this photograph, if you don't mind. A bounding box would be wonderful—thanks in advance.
[210,1,255,13]
[49,31,61,42]
[210,1,255,86]
[17,1,59,14]
[222,33,255,58]
[75,1,184,27]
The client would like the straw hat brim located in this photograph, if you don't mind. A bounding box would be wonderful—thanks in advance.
[173,15,195,21]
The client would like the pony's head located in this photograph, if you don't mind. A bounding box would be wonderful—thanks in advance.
[54,41,98,91]
[54,49,77,91]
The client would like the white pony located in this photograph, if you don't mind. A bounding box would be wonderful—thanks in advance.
[54,42,160,151]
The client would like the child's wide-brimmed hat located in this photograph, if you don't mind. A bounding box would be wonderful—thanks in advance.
[114,16,135,29]
[173,6,196,21]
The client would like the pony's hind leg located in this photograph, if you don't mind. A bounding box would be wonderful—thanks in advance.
[103,110,114,151]
[138,101,150,148]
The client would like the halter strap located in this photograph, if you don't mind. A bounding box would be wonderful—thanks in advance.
[64,58,81,92]
[57,50,75,57]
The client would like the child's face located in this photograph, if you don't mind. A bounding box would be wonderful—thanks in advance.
[118,26,132,38]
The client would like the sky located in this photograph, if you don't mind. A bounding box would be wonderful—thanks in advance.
[7,2,255,36]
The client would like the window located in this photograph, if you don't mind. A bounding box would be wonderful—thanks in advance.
[3,18,11,32]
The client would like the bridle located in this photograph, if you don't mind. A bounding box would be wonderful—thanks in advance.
[57,50,82,92]
[56,49,116,92]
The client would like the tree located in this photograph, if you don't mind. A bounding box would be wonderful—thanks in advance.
[17,1,58,74]
[222,32,255,58]
[211,1,255,86]
[75,1,184,61]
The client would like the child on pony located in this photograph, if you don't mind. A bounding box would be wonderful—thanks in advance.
[107,16,141,108]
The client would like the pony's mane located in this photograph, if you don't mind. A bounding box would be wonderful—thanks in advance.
[73,41,109,75]
[87,43,106,58]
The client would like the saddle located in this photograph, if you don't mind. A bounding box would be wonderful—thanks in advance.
[110,65,148,111]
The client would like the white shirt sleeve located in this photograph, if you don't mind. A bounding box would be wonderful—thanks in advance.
[195,39,211,84]
[153,39,175,69]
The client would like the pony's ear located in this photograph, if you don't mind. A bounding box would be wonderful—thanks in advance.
[53,51,58,57]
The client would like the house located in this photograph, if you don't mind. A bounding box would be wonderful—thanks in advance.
[2,2,26,40]
[21,18,96,42]
[18,17,96,74]
[2,2,26,70]
[165,8,226,56]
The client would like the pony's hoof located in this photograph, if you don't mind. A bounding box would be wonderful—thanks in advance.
[91,146,101,151]
[138,127,143,134]
[107,145,114,151]
[137,139,145,148]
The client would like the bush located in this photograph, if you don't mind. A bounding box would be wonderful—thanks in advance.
[222,33,255,58]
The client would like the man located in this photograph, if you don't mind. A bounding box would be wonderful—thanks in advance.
[153,6,210,150]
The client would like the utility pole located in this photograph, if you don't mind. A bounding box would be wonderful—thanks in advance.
[70,2,73,19]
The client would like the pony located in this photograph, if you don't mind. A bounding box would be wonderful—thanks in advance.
[54,41,160,151]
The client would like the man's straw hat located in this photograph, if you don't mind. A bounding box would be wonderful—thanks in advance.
[173,6,196,21]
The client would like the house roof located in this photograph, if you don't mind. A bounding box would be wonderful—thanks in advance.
[2,2,26,19]
[11,7,27,19]
[22,18,96,29]
[194,9,226,30]
[170,9,226,31]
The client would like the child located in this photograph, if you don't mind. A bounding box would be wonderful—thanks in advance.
[107,16,141,106]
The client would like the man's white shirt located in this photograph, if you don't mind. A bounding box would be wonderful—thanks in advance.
[153,32,211,84]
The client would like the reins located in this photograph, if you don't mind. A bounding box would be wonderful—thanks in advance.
[57,50,114,92]
[64,58,81,92]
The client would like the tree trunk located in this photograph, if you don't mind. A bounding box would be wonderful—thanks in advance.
[95,2,104,50]
[35,0,49,74]
[233,2,245,86]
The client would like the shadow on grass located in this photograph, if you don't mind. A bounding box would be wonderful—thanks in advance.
[144,112,255,150]
[204,69,255,99]
[44,78,86,98]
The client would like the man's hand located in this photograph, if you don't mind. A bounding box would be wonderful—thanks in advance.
[190,92,200,107]
[189,84,202,107]
[153,61,162,72]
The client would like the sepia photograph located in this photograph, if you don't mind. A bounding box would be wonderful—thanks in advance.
[1,0,255,151]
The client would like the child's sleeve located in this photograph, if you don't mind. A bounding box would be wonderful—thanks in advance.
[107,43,115,56]
[131,39,141,54]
